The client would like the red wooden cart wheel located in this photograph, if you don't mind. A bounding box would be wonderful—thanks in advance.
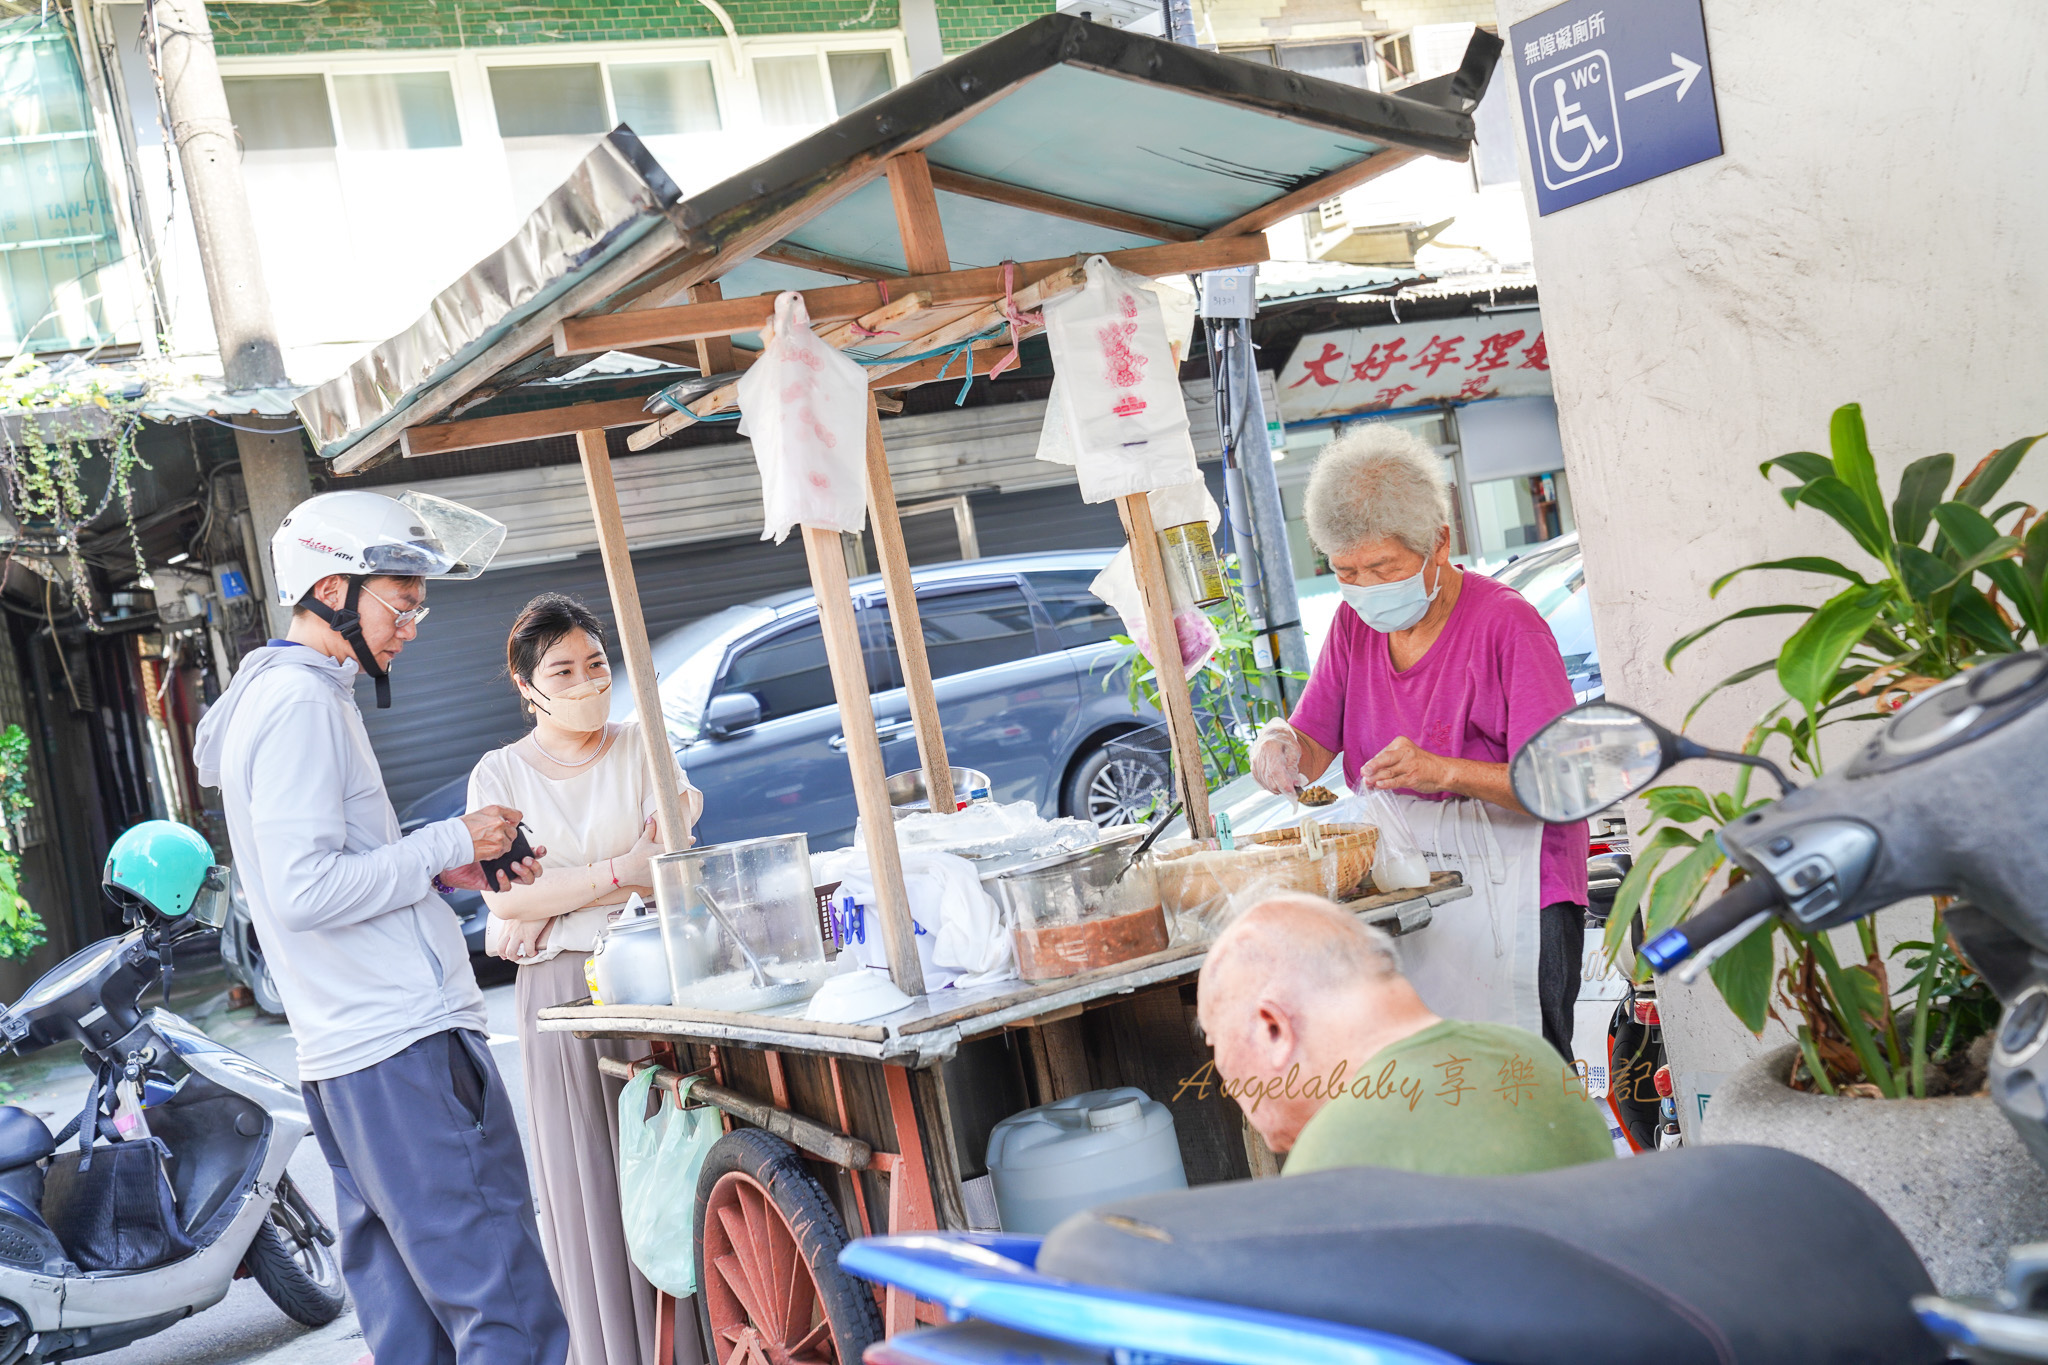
[694,1128,883,1365]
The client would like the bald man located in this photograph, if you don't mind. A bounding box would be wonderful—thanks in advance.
[1197,894,1613,1177]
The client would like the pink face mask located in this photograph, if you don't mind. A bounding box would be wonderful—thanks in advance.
[528,676,612,733]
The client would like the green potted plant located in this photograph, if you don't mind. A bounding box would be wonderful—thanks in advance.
[1624,403,2048,1292]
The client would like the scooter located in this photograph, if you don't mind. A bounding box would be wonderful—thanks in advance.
[0,823,342,1361]
[841,648,2048,1364]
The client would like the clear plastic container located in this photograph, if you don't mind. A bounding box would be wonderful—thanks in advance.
[652,834,831,1013]
[992,834,1167,982]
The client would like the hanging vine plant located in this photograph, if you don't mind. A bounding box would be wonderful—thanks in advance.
[0,725,46,962]
[0,357,153,620]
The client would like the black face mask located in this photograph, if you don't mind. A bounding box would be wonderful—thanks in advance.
[299,577,392,708]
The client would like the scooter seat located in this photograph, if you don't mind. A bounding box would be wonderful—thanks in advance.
[1038,1144,1940,1365]
[0,1108,52,1171]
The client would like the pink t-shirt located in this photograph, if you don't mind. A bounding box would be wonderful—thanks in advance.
[1289,572,1589,908]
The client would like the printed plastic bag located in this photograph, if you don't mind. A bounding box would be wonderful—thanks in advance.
[1089,548,1218,674]
[735,290,870,544]
[1039,255,1198,502]
[617,1066,721,1297]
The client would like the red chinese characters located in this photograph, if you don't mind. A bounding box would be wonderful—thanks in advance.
[1409,334,1465,378]
[1289,341,1347,388]
[1465,329,1527,375]
[1456,377,1492,402]
[1349,338,1408,383]
[1519,333,1549,371]
[1366,383,1416,410]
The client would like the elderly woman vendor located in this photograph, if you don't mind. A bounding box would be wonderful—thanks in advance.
[1250,425,1588,1059]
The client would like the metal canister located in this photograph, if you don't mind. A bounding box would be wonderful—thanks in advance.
[1158,521,1227,609]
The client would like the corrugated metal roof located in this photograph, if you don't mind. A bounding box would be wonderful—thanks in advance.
[293,13,1498,472]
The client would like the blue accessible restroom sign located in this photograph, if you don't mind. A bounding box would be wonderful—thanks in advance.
[1509,0,1722,214]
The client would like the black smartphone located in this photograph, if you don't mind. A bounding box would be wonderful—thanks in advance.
[479,822,536,893]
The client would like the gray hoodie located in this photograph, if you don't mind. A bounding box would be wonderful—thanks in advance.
[193,643,484,1081]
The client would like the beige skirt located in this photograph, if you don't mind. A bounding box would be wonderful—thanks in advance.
[517,951,702,1365]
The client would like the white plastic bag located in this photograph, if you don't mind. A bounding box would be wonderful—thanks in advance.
[1355,789,1431,891]
[617,1067,721,1297]
[1089,548,1218,674]
[735,290,869,544]
[812,847,1017,990]
[1039,255,1198,502]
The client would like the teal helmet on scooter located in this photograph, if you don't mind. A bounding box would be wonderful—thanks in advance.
[103,821,232,928]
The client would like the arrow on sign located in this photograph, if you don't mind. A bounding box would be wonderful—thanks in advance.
[1624,53,1703,102]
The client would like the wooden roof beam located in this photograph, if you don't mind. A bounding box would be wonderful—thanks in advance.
[926,166,1201,244]
[758,243,907,281]
[557,236,1270,357]
[1208,145,1427,239]
[399,396,654,458]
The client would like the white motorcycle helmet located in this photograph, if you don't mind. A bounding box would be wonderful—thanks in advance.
[272,490,505,708]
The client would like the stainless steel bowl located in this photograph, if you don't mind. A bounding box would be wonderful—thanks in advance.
[886,767,993,818]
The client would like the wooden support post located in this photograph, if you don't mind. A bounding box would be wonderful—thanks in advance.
[1117,492,1214,838]
[886,151,951,275]
[801,525,926,997]
[863,398,954,813]
[1242,1114,1282,1179]
[577,429,692,852]
[909,1066,971,1232]
[689,280,734,376]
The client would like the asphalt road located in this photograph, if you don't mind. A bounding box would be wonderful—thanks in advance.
[0,953,528,1365]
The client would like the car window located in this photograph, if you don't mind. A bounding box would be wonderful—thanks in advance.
[870,583,1039,682]
[1026,569,1125,650]
[716,617,834,723]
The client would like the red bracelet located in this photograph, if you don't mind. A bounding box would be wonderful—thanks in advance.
[608,858,620,889]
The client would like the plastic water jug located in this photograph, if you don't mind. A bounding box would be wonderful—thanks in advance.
[984,1087,1187,1235]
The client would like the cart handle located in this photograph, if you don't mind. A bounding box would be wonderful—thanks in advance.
[601,1056,874,1170]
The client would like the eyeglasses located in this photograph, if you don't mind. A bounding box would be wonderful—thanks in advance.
[360,582,430,629]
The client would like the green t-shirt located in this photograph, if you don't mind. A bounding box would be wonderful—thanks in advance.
[1283,1019,1615,1178]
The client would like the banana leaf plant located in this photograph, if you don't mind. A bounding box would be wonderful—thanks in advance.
[1612,404,2038,1097]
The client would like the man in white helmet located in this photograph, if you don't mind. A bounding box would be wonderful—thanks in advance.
[194,489,569,1365]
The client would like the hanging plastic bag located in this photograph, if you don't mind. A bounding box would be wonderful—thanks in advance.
[616,1066,721,1297]
[1039,255,1198,502]
[1089,548,1218,674]
[735,290,870,544]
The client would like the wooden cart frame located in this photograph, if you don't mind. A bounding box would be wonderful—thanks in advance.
[300,18,1494,1360]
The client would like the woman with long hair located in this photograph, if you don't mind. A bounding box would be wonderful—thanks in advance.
[468,592,702,1365]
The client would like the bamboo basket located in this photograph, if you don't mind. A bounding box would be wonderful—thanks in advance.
[1152,823,1380,940]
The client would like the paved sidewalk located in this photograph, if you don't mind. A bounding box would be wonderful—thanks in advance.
[0,949,526,1365]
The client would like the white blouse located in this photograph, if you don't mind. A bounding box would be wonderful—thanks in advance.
[465,720,696,961]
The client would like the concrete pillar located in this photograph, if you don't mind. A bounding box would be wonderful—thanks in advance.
[901,0,945,74]
[1496,0,2048,1134]
[154,0,311,632]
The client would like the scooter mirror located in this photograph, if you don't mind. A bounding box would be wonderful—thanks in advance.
[1511,702,1676,824]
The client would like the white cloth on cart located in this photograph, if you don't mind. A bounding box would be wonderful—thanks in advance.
[1383,792,1544,1037]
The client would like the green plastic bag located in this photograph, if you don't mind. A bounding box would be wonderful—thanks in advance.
[617,1066,721,1297]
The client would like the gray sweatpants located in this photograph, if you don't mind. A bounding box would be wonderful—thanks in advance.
[302,1029,569,1365]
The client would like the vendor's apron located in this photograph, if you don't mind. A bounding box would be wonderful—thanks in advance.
[1386,793,1544,1036]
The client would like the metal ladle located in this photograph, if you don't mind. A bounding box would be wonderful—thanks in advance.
[693,884,777,990]
[1113,800,1184,884]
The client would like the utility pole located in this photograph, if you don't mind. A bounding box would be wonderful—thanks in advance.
[151,0,311,634]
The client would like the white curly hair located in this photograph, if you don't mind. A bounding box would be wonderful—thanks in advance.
[1303,423,1452,559]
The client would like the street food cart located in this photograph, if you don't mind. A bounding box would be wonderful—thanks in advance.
[294,16,1498,1361]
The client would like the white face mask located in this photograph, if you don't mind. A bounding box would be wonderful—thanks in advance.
[1340,557,1442,634]
[528,675,612,733]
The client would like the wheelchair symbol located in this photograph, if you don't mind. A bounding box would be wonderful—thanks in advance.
[1530,51,1623,191]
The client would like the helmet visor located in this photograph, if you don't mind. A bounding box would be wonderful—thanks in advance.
[397,492,506,581]
[191,865,233,929]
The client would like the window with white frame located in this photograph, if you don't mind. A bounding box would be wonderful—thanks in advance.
[755,48,895,126]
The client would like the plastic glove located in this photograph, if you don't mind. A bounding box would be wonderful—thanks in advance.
[1250,718,1305,796]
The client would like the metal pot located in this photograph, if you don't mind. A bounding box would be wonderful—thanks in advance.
[591,913,672,1006]
[887,767,993,819]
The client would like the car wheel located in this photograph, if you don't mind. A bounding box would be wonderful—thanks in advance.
[1063,738,1171,829]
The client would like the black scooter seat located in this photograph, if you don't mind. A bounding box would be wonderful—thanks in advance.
[0,1107,53,1171]
[1037,1144,1940,1365]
